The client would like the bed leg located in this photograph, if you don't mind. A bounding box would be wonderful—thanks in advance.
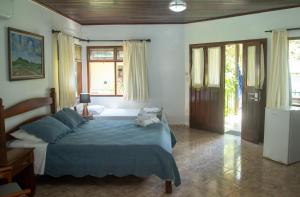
[165,181,172,194]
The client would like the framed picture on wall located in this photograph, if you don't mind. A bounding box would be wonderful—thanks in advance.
[8,27,45,81]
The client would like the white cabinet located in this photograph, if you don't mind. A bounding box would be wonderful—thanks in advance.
[263,107,300,165]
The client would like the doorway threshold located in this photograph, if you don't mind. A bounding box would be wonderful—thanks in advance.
[225,130,241,136]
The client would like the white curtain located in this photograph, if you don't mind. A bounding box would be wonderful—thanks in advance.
[52,34,60,107]
[191,48,204,89]
[52,33,76,108]
[247,46,256,87]
[123,41,149,101]
[267,30,290,109]
[207,47,221,87]
[259,44,265,89]
[247,45,265,89]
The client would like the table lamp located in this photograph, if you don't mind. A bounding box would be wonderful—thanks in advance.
[79,93,91,117]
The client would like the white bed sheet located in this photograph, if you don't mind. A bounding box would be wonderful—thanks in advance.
[8,140,48,175]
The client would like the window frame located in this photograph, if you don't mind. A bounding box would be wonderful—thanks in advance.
[288,37,300,106]
[87,46,123,97]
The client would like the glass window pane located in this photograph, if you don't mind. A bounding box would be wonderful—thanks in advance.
[116,62,124,95]
[191,48,204,89]
[247,46,256,87]
[117,49,123,61]
[207,47,221,87]
[75,45,82,61]
[89,62,115,95]
[289,40,300,73]
[289,39,300,105]
[291,74,300,99]
[89,48,114,61]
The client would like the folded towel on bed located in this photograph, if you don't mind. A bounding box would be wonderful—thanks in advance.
[135,113,160,127]
[143,107,161,113]
[135,116,160,127]
[140,107,163,120]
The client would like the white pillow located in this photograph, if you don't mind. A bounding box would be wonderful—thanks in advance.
[10,129,45,142]
[88,105,105,115]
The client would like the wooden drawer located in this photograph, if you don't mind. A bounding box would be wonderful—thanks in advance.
[11,151,33,176]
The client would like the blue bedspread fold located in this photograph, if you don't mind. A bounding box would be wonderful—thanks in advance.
[45,119,181,186]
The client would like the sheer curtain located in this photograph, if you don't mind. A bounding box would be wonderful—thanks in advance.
[207,47,221,87]
[267,30,289,109]
[191,48,204,89]
[259,44,265,89]
[247,46,256,87]
[246,45,265,89]
[123,41,149,101]
[52,33,76,108]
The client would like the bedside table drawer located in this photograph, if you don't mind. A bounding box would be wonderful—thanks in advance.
[12,152,33,176]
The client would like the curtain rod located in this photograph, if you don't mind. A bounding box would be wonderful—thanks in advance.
[52,30,151,42]
[265,27,300,33]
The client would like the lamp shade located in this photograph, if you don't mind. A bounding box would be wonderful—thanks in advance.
[79,93,91,103]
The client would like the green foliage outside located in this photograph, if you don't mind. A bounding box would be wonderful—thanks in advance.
[225,45,238,117]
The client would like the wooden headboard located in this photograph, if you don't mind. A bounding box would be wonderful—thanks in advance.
[0,88,56,165]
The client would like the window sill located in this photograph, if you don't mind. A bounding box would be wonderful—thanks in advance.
[291,104,300,107]
[90,95,123,97]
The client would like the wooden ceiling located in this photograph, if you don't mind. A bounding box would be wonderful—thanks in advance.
[33,0,300,25]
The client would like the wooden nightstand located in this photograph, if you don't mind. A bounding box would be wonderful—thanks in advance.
[82,114,93,120]
[0,148,35,196]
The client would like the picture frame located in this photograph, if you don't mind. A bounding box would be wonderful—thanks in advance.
[8,27,45,81]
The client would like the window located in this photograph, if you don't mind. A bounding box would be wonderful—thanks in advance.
[289,38,300,105]
[87,46,123,96]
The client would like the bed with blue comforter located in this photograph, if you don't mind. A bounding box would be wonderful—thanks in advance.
[44,118,181,186]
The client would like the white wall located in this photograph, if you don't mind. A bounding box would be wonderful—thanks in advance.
[0,0,81,129]
[184,7,300,125]
[81,25,185,124]
[1,1,300,126]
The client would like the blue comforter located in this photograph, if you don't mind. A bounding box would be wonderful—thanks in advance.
[44,119,181,186]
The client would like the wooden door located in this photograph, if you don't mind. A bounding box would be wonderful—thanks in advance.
[190,45,225,133]
[242,40,267,143]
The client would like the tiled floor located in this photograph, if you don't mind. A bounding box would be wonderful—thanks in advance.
[35,126,300,197]
[224,113,241,133]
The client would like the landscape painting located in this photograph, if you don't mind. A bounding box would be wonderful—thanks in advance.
[8,27,44,80]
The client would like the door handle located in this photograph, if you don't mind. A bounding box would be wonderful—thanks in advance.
[248,92,259,101]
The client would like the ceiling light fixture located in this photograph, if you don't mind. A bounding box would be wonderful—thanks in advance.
[169,0,187,12]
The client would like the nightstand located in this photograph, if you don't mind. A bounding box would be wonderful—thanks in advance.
[0,148,35,197]
[82,114,93,120]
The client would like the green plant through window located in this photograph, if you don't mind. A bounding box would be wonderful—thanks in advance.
[225,45,239,116]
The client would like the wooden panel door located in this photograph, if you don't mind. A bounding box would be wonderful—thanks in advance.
[242,40,267,143]
[190,45,225,133]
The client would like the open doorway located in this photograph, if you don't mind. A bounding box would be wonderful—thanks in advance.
[224,44,243,136]
[190,39,266,143]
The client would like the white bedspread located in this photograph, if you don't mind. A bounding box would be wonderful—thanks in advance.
[8,140,48,175]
